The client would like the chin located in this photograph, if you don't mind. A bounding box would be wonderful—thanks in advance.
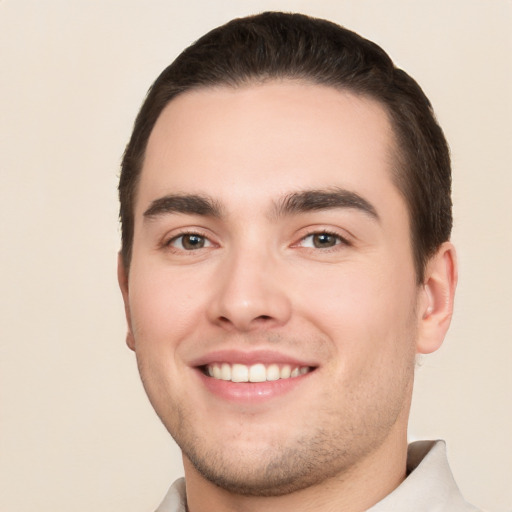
[184,444,342,497]
[177,422,385,498]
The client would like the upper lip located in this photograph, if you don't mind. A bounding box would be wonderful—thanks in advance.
[189,349,318,368]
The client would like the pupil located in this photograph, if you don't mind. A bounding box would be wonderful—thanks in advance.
[183,235,204,250]
[314,233,336,248]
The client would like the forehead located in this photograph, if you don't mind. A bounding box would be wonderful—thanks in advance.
[138,81,401,217]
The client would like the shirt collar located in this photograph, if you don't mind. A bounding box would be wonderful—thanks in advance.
[368,440,479,512]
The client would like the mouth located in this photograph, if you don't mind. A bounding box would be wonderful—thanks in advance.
[202,362,314,383]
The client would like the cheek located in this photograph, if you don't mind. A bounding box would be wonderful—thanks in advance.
[303,263,418,408]
[128,265,205,350]
[296,259,419,354]
[127,267,203,410]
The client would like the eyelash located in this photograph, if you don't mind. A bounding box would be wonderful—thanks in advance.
[296,230,351,250]
[164,231,214,251]
[162,228,351,253]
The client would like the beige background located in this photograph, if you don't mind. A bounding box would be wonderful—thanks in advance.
[1,1,510,510]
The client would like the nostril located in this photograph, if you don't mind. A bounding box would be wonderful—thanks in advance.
[218,314,272,324]
[215,313,277,332]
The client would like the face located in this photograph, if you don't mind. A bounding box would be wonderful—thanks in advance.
[121,82,424,496]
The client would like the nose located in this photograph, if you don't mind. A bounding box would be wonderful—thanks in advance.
[206,247,292,332]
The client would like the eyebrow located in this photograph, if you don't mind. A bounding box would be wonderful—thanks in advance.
[143,194,223,219]
[143,188,379,222]
[273,188,379,221]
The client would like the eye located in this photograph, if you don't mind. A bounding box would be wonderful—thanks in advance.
[299,232,347,249]
[168,233,212,250]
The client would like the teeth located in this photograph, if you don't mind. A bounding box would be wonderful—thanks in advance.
[266,364,280,381]
[212,365,222,379]
[280,365,291,379]
[249,363,266,382]
[205,363,311,382]
[221,363,231,381]
[231,364,249,382]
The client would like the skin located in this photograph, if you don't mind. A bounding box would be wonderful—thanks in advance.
[119,81,457,512]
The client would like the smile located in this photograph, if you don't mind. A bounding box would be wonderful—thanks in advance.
[204,363,312,383]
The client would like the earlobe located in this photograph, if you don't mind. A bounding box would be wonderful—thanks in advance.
[117,252,136,351]
[416,242,458,354]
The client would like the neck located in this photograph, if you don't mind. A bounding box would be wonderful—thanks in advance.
[183,427,408,512]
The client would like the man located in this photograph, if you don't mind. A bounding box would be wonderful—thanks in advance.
[117,12,480,512]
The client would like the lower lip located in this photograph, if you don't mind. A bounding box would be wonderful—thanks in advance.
[196,369,312,403]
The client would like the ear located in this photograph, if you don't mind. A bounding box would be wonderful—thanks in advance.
[117,252,136,351]
[416,242,458,354]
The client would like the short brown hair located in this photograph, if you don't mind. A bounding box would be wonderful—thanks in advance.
[119,11,452,282]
